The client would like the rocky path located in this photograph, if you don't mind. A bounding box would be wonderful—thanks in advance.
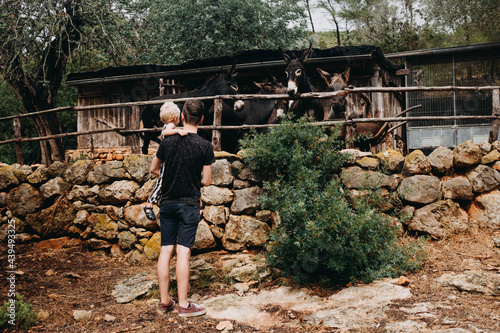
[1,228,499,333]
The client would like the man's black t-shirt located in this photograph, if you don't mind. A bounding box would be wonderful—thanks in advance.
[156,133,215,206]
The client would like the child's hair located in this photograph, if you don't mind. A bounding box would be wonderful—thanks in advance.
[182,100,205,125]
[160,101,181,125]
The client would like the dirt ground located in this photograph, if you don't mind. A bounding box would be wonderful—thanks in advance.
[1,227,499,333]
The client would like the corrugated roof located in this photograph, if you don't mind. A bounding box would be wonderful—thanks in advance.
[385,42,500,59]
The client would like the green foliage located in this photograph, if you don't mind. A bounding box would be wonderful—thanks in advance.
[0,0,135,164]
[240,116,427,286]
[0,294,37,331]
[0,82,38,164]
[0,81,77,165]
[422,0,499,45]
[0,0,136,79]
[240,115,348,183]
[130,0,308,64]
[316,0,498,52]
[56,82,78,152]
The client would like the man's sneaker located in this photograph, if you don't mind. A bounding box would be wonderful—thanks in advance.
[178,302,207,317]
[157,299,176,314]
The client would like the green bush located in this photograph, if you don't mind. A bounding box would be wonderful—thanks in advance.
[240,116,426,286]
[0,294,37,331]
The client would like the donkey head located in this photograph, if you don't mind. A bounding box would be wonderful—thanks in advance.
[281,44,313,97]
[213,63,243,111]
[317,66,350,119]
[211,63,239,95]
[253,75,288,118]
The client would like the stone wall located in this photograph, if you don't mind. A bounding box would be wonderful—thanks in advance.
[1,140,499,263]
[0,152,274,263]
[341,141,500,240]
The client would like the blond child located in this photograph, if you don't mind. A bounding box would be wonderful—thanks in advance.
[143,101,187,220]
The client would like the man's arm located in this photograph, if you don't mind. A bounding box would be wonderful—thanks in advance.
[150,156,163,177]
[201,165,212,187]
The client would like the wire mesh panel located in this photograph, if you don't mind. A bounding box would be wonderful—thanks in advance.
[406,48,499,148]
[454,57,496,126]
[409,60,454,127]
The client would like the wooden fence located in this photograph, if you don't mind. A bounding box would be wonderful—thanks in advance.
[1,86,499,165]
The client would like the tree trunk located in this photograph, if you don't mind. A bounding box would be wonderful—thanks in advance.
[31,113,65,165]
[305,0,315,33]
[334,17,341,46]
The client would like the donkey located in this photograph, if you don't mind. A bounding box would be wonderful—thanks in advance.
[280,45,324,122]
[140,64,243,154]
[317,66,352,120]
[217,76,288,153]
[317,66,382,150]
[241,76,288,125]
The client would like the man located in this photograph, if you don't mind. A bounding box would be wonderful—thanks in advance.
[150,99,214,317]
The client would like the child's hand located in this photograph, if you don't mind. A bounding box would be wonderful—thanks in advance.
[178,130,188,136]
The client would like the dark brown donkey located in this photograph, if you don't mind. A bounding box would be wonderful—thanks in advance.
[317,66,412,150]
[140,64,243,154]
[317,66,352,120]
[280,45,324,121]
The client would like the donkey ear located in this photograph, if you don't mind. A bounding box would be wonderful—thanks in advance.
[228,63,238,77]
[253,81,264,89]
[343,66,351,83]
[317,68,332,85]
[299,44,313,62]
[279,48,292,63]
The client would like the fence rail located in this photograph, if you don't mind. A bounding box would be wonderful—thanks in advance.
[1,86,499,164]
[1,86,498,123]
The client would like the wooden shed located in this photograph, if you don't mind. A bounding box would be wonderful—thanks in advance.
[66,45,405,155]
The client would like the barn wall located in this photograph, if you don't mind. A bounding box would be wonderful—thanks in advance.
[73,59,403,153]
[380,68,404,152]
[77,82,158,149]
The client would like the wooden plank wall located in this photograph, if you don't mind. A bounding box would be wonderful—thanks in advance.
[78,85,125,148]
[77,82,159,150]
[380,69,403,152]
[76,79,186,150]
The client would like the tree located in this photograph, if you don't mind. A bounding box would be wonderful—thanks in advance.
[422,0,499,45]
[318,0,424,52]
[317,0,349,45]
[303,0,316,32]
[131,0,308,64]
[0,0,135,164]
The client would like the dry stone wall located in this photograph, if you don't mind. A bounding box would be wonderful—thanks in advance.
[1,140,499,263]
[0,152,275,263]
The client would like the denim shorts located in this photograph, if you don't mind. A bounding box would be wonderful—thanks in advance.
[159,203,200,249]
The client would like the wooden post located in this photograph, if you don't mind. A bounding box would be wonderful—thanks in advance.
[130,106,141,154]
[13,117,23,165]
[212,98,222,151]
[371,64,385,153]
[159,78,164,96]
[489,89,500,143]
[371,64,383,118]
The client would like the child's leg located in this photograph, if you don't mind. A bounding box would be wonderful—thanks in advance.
[144,163,165,220]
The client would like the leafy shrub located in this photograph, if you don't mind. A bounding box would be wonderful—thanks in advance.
[240,116,426,286]
[0,294,37,331]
